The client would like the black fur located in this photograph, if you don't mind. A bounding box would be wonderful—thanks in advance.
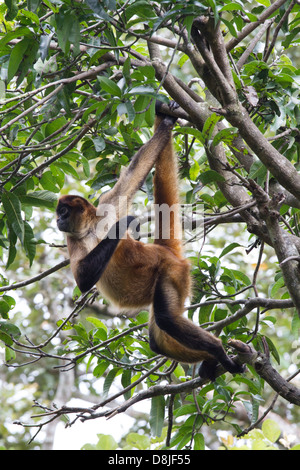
[149,332,164,355]
[155,100,179,124]
[153,277,220,355]
[77,215,135,292]
[198,359,220,381]
[153,276,245,378]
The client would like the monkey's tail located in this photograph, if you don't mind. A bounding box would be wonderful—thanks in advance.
[153,114,183,258]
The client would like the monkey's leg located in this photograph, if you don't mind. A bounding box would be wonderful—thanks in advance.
[151,275,244,376]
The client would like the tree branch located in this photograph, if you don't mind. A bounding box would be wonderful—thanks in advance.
[189,13,300,201]
[226,0,289,51]
[0,259,70,293]
[229,340,300,406]
[249,181,300,317]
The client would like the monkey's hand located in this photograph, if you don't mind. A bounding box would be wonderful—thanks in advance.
[155,100,179,123]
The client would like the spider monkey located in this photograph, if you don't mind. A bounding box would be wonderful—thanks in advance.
[56,101,244,381]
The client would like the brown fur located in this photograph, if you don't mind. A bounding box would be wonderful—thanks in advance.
[56,107,243,376]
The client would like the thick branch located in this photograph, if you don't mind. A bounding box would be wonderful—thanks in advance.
[226,105,300,201]
[189,14,300,201]
[149,44,284,248]
[229,340,300,406]
[263,0,297,62]
[250,183,300,317]
[192,18,235,99]
[236,19,274,71]
[226,0,289,51]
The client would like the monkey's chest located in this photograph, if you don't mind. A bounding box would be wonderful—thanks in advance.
[96,262,156,310]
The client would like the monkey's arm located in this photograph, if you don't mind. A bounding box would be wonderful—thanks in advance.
[75,215,135,292]
[100,114,177,217]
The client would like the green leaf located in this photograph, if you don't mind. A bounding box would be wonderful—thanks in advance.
[219,2,244,12]
[85,0,111,21]
[19,190,57,209]
[125,0,154,20]
[136,311,149,324]
[55,10,80,54]
[73,323,89,341]
[194,433,205,450]
[6,226,17,268]
[93,361,110,378]
[150,395,165,437]
[67,12,80,55]
[5,345,16,362]
[27,0,42,12]
[117,101,135,122]
[291,310,300,336]
[5,0,18,20]
[202,113,221,141]
[199,170,225,185]
[0,299,10,319]
[220,243,241,258]
[0,26,32,49]
[83,434,118,451]
[24,221,36,266]
[0,321,21,346]
[19,8,40,25]
[221,18,238,38]
[121,369,132,400]
[86,317,108,331]
[103,368,119,397]
[212,127,238,147]
[256,0,271,6]
[179,126,205,145]
[7,37,31,83]
[126,432,151,450]
[249,160,267,181]
[92,136,106,152]
[250,397,260,424]
[262,419,281,443]
[2,192,24,245]
[127,85,156,97]
[45,117,67,137]
[231,269,251,286]
[264,336,281,364]
[90,173,116,191]
[98,76,122,97]
[53,162,80,180]
[270,277,285,297]
[189,160,200,181]
[81,156,91,178]
[40,171,62,193]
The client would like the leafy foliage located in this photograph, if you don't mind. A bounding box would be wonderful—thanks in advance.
[0,0,300,450]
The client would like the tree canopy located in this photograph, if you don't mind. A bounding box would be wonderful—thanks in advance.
[0,0,300,451]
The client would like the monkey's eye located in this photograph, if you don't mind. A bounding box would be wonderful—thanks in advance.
[59,206,69,218]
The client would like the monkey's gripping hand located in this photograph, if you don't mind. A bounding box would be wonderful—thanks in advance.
[155,100,179,125]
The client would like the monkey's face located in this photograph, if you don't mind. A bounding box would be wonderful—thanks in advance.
[56,195,96,237]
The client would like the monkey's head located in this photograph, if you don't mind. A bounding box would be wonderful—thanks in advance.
[56,195,96,238]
